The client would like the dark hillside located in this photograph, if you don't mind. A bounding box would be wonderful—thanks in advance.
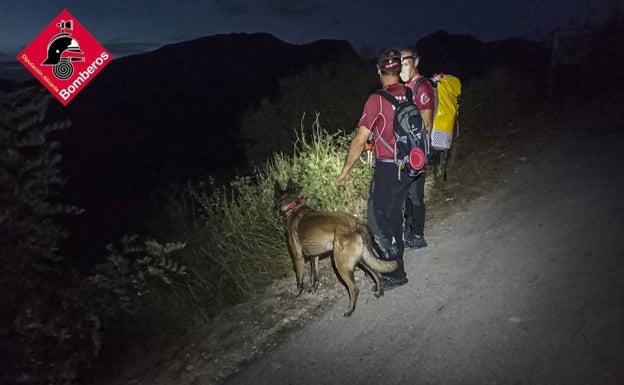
[50,33,360,261]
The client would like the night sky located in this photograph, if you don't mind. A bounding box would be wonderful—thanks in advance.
[1,0,621,79]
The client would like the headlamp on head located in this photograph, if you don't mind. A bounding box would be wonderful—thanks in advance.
[401,54,418,63]
[376,56,401,70]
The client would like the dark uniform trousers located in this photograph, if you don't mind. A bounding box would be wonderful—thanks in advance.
[367,162,416,280]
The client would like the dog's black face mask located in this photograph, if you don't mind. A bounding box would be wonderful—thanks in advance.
[273,179,303,218]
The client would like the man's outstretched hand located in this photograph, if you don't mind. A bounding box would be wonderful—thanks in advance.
[336,173,349,186]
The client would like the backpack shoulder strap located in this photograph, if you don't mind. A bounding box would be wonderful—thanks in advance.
[413,76,433,94]
[405,86,413,102]
[373,86,412,107]
[373,89,399,107]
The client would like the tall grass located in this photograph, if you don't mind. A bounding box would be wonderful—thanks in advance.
[267,113,372,215]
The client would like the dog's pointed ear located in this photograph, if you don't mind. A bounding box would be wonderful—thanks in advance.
[274,180,283,198]
[286,178,297,193]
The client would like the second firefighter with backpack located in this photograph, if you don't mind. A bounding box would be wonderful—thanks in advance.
[400,47,435,249]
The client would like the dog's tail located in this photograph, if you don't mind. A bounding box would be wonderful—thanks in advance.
[358,224,399,273]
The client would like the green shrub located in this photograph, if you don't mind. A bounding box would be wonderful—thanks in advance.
[0,86,189,385]
[10,235,188,385]
[0,86,82,385]
[267,113,372,216]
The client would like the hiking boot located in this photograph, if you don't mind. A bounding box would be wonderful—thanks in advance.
[404,233,428,249]
[381,275,408,291]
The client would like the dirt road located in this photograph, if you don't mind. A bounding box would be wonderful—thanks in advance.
[223,113,624,384]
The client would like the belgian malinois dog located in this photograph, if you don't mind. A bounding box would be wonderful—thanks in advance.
[274,179,398,317]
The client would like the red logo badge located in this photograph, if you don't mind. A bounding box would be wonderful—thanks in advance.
[17,9,112,106]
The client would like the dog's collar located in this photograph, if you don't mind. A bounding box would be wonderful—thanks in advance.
[283,198,306,215]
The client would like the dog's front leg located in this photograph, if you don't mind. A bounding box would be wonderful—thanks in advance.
[309,256,320,293]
